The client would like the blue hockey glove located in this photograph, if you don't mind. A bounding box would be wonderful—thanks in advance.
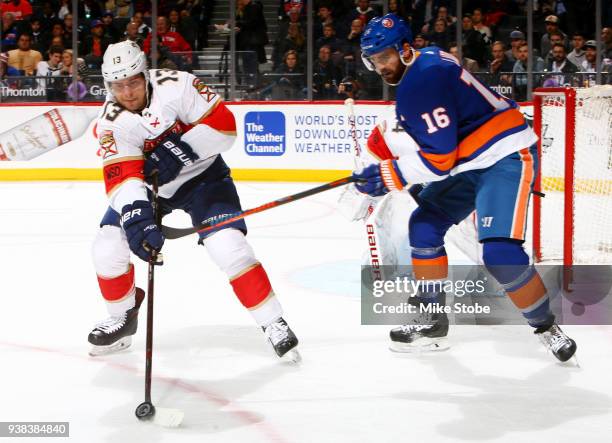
[352,159,408,197]
[144,133,199,186]
[120,200,165,262]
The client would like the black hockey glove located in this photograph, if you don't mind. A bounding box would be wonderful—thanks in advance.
[121,200,165,262]
[144,133,199,186]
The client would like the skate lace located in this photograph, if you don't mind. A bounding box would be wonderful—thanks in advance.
[398,324,432,333]
[398,309,436,333]
[265,320,289,345]
[94,314,127,334]
[541,326,571,352]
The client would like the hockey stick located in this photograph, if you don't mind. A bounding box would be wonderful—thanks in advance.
[344,98,387,275]
[162,176,359,240]
[135,171,184,427]
[344,99,428,276]
[345,98,364,162]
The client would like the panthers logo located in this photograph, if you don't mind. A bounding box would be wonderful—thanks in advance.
[98,130,118,158]
[192,78,217,102]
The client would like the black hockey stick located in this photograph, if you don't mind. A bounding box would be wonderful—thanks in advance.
[135,171,183,427]
[161,176,360,240]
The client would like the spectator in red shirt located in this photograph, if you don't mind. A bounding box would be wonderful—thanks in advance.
[143,15,192,55]
[278,0,305,20]
[1,0,32,21]
[143,15,192,69]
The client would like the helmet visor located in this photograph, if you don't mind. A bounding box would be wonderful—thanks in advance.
[361,53,377,71]
[361,48,399,74]
[109,74,145,95]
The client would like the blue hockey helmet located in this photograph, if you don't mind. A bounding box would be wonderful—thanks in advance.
[361,13,412,71]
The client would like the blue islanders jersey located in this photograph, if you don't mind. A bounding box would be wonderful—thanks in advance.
[392,47,537,183]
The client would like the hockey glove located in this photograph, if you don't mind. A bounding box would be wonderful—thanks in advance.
[352,159,408,197]
[121,200,165,262]
[144,133,199,186]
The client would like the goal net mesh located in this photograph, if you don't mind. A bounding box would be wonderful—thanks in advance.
[536,86,612,264]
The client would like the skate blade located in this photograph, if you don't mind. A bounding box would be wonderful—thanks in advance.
[389,337,450,354]
[558,353,581,368]
[281,349,302,364]
[89,336,132,357]
[153,407,184,428]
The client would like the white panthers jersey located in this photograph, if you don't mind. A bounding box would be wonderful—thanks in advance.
[96,69,235,211]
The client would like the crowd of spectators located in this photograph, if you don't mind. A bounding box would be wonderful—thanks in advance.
[268,0,611,99]
[0,0,213,100]
[0,0,611,101]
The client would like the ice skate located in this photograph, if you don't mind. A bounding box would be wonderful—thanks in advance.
[535,323,577,363]
[88,288,145,356]
[390,291,450,353]
[263,317,300,362]
[389,295,450,353]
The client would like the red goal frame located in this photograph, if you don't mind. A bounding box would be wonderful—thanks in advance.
[532,87,577,266]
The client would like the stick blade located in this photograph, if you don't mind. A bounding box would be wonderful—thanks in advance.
[161,224,198,239]
[153,407,185,428]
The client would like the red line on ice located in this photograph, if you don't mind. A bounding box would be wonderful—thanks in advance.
[0,340,290,443]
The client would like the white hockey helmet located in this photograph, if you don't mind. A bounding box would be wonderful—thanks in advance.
[101,41,149,95]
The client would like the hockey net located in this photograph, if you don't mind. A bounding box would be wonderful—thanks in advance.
[533,86,612,265]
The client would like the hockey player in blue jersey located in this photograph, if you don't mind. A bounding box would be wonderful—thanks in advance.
[353,13,576,362]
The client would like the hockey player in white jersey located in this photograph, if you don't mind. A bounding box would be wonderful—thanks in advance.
[88,41,299,360]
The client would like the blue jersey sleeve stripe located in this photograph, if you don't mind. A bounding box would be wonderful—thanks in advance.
[456,122,529,165]
[456,108,527,160]
[417,150,454,176]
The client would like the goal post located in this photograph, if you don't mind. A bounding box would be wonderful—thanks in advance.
[532,86,612,265]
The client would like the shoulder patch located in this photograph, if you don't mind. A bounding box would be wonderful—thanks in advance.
[98,130,118,158]
[192,77,217,103]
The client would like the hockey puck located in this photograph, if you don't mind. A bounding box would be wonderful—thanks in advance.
[135,401,156,420]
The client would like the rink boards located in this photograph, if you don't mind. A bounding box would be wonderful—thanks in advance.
[0,101,532,182]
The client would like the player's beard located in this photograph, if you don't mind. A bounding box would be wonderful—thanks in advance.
[381,63,406,86]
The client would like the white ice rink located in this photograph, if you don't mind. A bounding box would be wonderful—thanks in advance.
[0,181,611,443]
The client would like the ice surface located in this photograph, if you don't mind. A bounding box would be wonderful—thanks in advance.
[0,182,610,443]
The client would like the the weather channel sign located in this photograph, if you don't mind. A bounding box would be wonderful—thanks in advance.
[244,111,286,156]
